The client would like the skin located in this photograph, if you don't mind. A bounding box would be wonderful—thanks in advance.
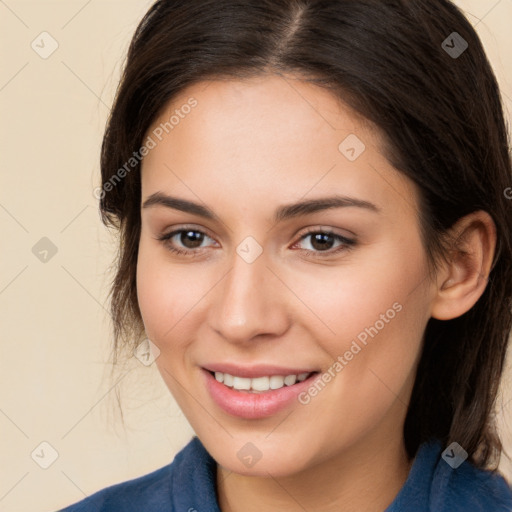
[136,74,496,512]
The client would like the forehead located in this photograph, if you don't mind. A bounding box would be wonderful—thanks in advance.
[145,74,376,154]
[140,74,417,220]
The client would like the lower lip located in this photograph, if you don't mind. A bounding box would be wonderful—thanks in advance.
[202,369,320,419]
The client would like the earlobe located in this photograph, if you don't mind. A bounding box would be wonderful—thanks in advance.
[430,211,496,321]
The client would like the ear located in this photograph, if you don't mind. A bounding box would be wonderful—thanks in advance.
[430,210,497,321]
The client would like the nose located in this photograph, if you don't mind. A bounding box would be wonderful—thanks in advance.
[208,247,290,345]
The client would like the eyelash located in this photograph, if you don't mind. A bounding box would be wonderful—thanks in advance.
[156,226,356,259]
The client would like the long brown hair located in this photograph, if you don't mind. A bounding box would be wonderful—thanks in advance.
[99,0,512,470]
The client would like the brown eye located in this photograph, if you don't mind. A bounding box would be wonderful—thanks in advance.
[176,230,205,249]
[157,228,217,256]
[293,230,356,258]
[308,232,337,251]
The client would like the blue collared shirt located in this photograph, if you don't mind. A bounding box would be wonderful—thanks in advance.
[58,436,512,511]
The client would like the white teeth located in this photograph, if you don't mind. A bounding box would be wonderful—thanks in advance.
[223,373,234,387]
[251,376,270,391]
[212,371,312,392]
[232,376,251,390]
[284,375,297,386]
[269,375,284,389]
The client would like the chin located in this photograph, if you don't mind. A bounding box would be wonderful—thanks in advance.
[201,434,315,478]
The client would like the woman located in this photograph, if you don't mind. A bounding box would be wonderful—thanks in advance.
[60,0,512,510]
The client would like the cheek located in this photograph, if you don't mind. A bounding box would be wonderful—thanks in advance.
[136,238,214,351]
[287,232,429,354]
[136,243,205,405]
[136,239,183,343]
[293,238,429,414]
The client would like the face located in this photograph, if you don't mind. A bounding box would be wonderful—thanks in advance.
[137,74,434,477]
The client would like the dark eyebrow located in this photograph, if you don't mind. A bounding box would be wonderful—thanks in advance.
[141,192,380,223]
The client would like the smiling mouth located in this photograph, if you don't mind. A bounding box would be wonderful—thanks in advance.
[206,370,319,393]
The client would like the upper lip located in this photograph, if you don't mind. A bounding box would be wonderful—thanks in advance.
[202,363,318,378]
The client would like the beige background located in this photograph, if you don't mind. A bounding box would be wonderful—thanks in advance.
[0,1,511,511]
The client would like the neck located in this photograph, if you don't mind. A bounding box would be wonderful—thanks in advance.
[216,432,414,512]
